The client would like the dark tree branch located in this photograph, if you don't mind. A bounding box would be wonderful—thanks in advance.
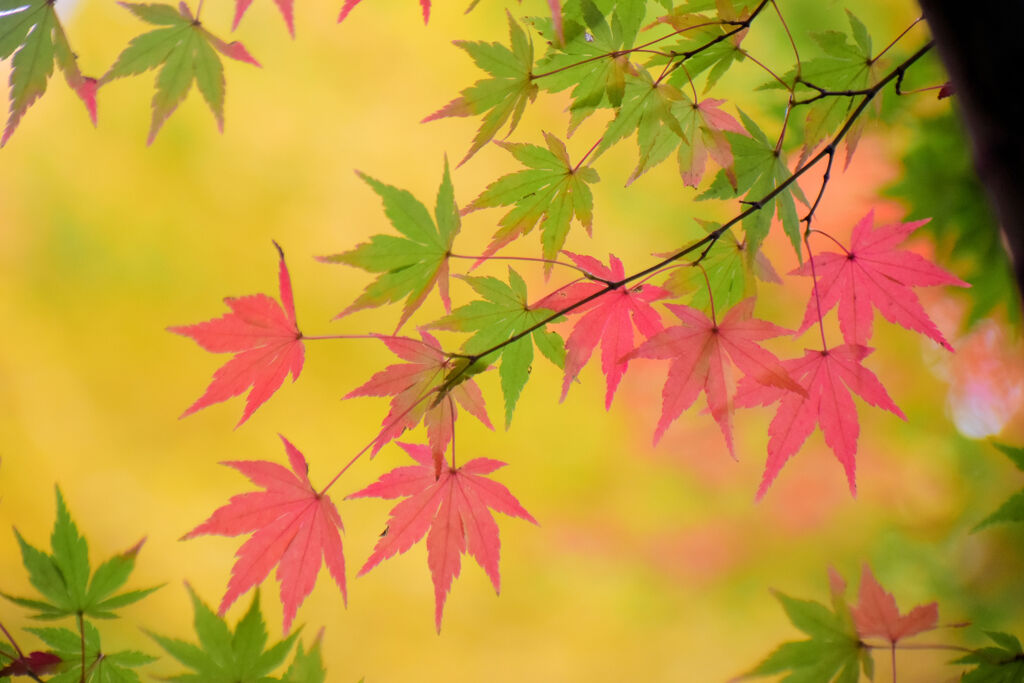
[918,0,1024,309]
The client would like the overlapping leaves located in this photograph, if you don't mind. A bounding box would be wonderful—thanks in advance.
[431,268,566,427]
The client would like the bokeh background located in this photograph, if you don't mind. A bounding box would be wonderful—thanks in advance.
[2,0,1023,681]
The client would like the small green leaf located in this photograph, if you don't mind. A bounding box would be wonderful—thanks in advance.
[151,587,300,683]
[425,12,536,165]
[321,161,459,331]
[28,622,156,683]
[973,443,1024,531]
[102,2,260,144]
[431,268,565,427]
[465,132,599,269]
[956,631,1024,682]
[282,635,327,683]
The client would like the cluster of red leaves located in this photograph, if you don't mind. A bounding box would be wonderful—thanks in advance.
[168,205,964,631]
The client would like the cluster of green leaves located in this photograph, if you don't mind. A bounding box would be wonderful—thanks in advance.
[1,489,329,682]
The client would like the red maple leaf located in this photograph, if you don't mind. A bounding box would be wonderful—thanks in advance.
[0,651,62,678]
[625,299,804,457]
[233,0,295,36]
[347,442,537,632]
[338,0,430,23]
[851,565,938,644]
[533,252,671,408]
[169,243,303,427]
[793,210,969,350]
[182,435,346,633]
[347,332,492,461]
[735,344,905,499]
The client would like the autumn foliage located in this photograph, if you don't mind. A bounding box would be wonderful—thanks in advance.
[2,0,1023,681]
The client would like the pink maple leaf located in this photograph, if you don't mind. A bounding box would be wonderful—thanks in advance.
[347,332,492,461]
[533,252,671,408]
[232,0,295,36]
[794,211,969,350]
[678,98,745,188]
[338,0,430,24]
[169,243,303,427]
[347,442,536,632]
[625,299,804,457]
[851,565,938,644]
[735,344,905,499]
[182,436,346,632]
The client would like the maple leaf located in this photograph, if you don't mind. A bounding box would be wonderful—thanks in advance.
[594,72,688,182]
[2,487,158,621]
[423,12,537,166]
[700,110,807,258]
[347,442,537,632]
[169,243,303,427]
[625,298,804,457]
[850,565,938,646]
[763,10,882,166]
[0,0,97,146]
[233,0,295,36]
[533,252,671,408]
[463,132,599,270]
[973,443,1024,531]
[430,267,566,427]
[182,436,347,632]
[338,0,430,23]
[150,586,301,682]
[956,631,1024,683]
[319,160,459,332]
[662,225,781,316]
[743,567,873,683]
[101,2,260,145]
[0,651,61,678]
[345,331,492,460]
[676,97,745,188]
[27,622,155,682]
[533,0,645,131]
[793,210,970,351]
[735,343,905,499]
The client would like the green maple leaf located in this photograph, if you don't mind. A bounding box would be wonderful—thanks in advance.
[699,110,806,259]
[766,10,880,165]
[282,634,327,683]
[0,0,97,146]
[664,224,779,315]
[320,159,460,332]
[101,2,261,144]
[27,622,155,683]
[2,487,159,620]
[464,132,599,270]
[956,632,1024,682]
[533,0,645,131]
[150,587,300,683]
[743,579,872,683]
[431,267,565,427]
[973,443,1024,531]
[424,11,537,165]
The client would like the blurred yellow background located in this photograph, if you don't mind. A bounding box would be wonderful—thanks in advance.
[2,0,1023,681]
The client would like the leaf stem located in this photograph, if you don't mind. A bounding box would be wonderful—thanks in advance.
[695,264,717,325]
[572,136,603,173]
[871,16,923,64]
[430,41,934,426]
[448,253,584,275]
[78,612,85,683]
